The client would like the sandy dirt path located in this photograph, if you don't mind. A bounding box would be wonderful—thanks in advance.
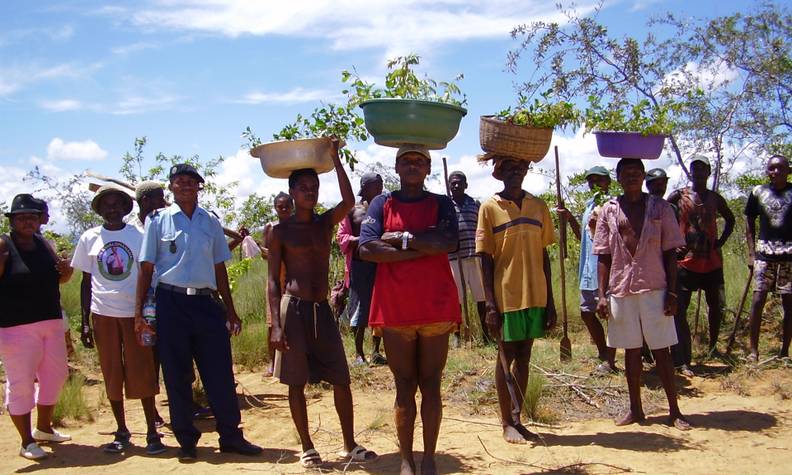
[1,367,791,474]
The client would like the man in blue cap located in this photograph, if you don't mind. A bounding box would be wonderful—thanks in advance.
[135,163,261,460]
[557,165,617,373]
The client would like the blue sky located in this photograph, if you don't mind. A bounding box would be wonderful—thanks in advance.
[1,0,749,230]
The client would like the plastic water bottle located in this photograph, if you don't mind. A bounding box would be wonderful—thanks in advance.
[139,289,157,346]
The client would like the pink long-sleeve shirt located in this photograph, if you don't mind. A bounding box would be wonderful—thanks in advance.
[593,195,684,298]
[336,215,355,288]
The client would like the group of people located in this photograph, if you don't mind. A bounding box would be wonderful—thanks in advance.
[1,146,790,474]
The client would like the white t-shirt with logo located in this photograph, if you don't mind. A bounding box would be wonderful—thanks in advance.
[71,224,143,318]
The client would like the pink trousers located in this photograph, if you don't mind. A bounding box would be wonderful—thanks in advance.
[0,319,68,415]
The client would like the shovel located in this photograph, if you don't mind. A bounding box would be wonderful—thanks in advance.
[555,147,572,361]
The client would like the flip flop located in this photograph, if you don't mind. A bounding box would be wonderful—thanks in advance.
[337,445,377,462]
[300,448,323,468]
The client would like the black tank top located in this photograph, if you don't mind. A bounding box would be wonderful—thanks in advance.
[0,234,61,328]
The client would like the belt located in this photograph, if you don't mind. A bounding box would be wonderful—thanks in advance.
[157,283,214,296]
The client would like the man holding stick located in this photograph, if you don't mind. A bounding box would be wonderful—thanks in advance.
[477,156,557,444]
[557,166,617,373]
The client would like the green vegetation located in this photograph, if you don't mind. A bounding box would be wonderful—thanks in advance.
[496,91,581,130]
[53,374,93,426]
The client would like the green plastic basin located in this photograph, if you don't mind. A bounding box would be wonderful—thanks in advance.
[359,99,467,149]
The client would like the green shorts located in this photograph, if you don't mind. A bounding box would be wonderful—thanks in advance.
[502,307,546,342]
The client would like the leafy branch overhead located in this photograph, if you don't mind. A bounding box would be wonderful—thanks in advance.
[244,54,466,169]
[497,91,581,130]
[507,1,790,191]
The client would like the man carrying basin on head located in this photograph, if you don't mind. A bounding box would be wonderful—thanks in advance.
[359,144,461,475]
[268,139,377,468]
[593,158,691,430]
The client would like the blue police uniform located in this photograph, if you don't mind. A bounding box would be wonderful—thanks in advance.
[140,203,242,449]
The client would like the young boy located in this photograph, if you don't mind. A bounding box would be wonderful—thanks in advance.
[72,185,165,454]
[268,141,377,467]
[476,156,557,444]
[593,158,690,430]
[262,192,293,377]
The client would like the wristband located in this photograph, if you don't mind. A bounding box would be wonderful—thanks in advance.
[401,231,412,250]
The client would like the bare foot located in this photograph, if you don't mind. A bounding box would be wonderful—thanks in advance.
[669,415,692,431]
[615,410,645,426]
[514,423,538,441]
[502,425,527,444]
[400,458,416,475]
[420,456,437,475]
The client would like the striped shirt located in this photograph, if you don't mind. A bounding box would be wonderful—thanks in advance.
[449,194,480,260]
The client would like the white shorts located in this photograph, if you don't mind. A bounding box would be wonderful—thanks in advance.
[449,256,486,304]
[607,290,677,350]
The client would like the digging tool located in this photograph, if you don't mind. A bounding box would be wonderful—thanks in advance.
[443,156,471,344]
[85,171,135,191]
[554,147,571,361]
[726,267,754,354]
[693,289,703,346]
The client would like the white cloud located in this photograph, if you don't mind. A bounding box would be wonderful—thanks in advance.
[46,138,108,161]
[122,1,597,53]
[113,94,180,115]
[0,62,99,96]
[112,41,159,55]
[663,61,739,91]
[40,99,83,112]
[235,87,335,105]
[630,0,662,12]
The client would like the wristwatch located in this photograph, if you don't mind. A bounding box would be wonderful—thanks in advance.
[401,231,412,250]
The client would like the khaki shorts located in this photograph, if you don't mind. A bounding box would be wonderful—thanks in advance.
[449,256,486,304]
[93,314,159,401]
[381,321,458,342]
[606,290,677,350]
[754,260,792,294]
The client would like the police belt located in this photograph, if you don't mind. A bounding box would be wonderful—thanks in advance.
[157,283,214,296]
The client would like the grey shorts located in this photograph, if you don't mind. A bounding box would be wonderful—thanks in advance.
[754,260,792,294]
[580,290,599,313]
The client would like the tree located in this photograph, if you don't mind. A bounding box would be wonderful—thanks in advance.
[0,203,10,235]
[508,1,790,191]
[26,137,241,238]
[235,193,275,231]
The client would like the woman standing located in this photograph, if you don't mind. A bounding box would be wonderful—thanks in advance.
[0,194,73,460]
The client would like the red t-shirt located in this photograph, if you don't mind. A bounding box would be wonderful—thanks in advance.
[361,192,461,328]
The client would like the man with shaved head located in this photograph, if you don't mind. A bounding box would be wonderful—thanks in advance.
[745,155,792,361]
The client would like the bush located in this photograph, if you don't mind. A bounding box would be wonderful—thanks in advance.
[53,373,93,426]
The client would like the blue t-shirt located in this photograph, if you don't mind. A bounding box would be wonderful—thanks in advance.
[578,198,598,291]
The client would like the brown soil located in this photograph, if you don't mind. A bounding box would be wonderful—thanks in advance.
[2,354,791,474]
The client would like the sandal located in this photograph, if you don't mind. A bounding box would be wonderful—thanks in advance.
[300,448,323,468]
[338,445,378,462]
[103,430,131,453]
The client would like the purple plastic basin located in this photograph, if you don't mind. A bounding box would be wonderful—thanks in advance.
[594,131,666,160]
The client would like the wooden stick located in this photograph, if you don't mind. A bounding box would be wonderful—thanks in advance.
[554,146,571,361]
[726,267,753,354]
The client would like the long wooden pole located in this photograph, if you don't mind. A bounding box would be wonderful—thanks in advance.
[726,268,754,354]
[555,146,571,361]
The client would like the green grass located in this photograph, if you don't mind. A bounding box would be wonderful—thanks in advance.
[53,373,93,426]
[231,321,268,371]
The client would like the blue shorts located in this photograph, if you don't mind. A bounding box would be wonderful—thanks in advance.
[348,259,376,327]
[580,289,599,313]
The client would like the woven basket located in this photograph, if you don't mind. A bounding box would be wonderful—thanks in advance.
[479,115,552,162]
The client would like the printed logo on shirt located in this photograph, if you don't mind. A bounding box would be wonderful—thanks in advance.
[362,216,376,225]
[96,241,134,282]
